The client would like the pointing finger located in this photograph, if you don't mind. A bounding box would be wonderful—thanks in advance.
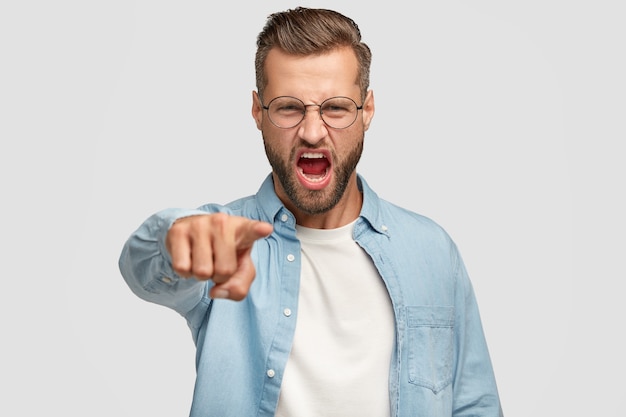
[236,220,273,248]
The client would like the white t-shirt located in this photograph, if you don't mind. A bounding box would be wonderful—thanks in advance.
[275,220,395,417]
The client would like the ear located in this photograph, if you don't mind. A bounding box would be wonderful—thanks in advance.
[362,90,375,131]
[251,91,263,131]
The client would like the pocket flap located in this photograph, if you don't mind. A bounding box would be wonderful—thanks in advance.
[407,306,454,327]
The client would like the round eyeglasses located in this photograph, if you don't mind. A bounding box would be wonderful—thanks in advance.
[261,96,363,129]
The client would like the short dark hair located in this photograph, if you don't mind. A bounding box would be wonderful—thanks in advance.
[255,7,372,101]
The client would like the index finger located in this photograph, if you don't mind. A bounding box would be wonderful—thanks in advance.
[236,219,273,249]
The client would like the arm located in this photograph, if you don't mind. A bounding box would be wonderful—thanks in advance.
[119,208,274,310]
[118,208,209,316]
[451,245,504,416]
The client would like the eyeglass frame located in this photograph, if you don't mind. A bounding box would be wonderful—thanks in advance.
[260,95,364,129]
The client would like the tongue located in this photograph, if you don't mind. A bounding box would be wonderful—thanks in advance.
[299,158,329,175]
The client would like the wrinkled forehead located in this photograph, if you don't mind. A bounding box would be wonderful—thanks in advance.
[263,47,360,100]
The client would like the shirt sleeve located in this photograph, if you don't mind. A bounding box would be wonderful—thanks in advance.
[450,244,504,417]
[118,208,212,317]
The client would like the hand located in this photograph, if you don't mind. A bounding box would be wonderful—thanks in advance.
[166,213,273,301]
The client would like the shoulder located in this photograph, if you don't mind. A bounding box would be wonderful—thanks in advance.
[195,175,280,222]
[196,195,260,218]
[379,198,453,243]
[359,174,451,242]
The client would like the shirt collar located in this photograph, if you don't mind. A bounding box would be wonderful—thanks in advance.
[255,174,286,223]
[356,174,390,236]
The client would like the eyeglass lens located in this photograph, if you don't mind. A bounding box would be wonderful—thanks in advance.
[267,96,359,129]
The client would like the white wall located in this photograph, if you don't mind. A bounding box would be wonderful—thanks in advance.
[2,1,624,416]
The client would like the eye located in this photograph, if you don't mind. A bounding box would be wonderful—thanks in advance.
[271,98,305,115]
[279,104,304,112]
[324,105,349,113]
[321,98,354,117]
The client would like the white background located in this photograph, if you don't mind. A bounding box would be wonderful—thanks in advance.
[1,1,624,416]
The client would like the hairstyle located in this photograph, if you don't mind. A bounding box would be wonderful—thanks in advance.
[255,7,372,102]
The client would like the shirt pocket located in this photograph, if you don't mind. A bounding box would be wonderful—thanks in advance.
[406,305,455,393]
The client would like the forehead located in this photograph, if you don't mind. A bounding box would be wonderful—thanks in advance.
[263,47,360,99]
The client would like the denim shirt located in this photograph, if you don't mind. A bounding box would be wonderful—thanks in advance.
[119,174,503,417]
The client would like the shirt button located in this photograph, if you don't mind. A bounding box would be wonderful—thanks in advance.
[287,254,295,262]
[267,369,275,378]
[381,225,388,232]
[283,308,292,317]
[281,214,289,222]
[161,276,172,284]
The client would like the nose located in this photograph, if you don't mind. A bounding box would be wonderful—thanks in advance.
[298,105,328,145]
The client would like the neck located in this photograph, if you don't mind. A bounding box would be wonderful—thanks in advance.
[282,176,363,229]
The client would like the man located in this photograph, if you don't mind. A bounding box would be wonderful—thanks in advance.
[119,7,502,417]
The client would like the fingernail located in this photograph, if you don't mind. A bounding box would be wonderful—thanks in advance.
[212,289,230,299]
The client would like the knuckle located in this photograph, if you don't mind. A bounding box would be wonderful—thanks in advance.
[172,260,191,277]
[166,229,185,248]
[191,264,213,279]
[213,263,237,277]
[210,212,230,229]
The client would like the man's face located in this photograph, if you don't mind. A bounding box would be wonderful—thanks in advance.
[252,47,374,217]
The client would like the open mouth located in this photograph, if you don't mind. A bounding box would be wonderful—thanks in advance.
[296,151,332,188]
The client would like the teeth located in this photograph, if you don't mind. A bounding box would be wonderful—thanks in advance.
[301,152,325,159]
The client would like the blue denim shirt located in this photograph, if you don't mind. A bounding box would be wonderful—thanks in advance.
[119,174,502,417]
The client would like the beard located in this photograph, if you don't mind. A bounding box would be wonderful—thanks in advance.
[263,136,364,215]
